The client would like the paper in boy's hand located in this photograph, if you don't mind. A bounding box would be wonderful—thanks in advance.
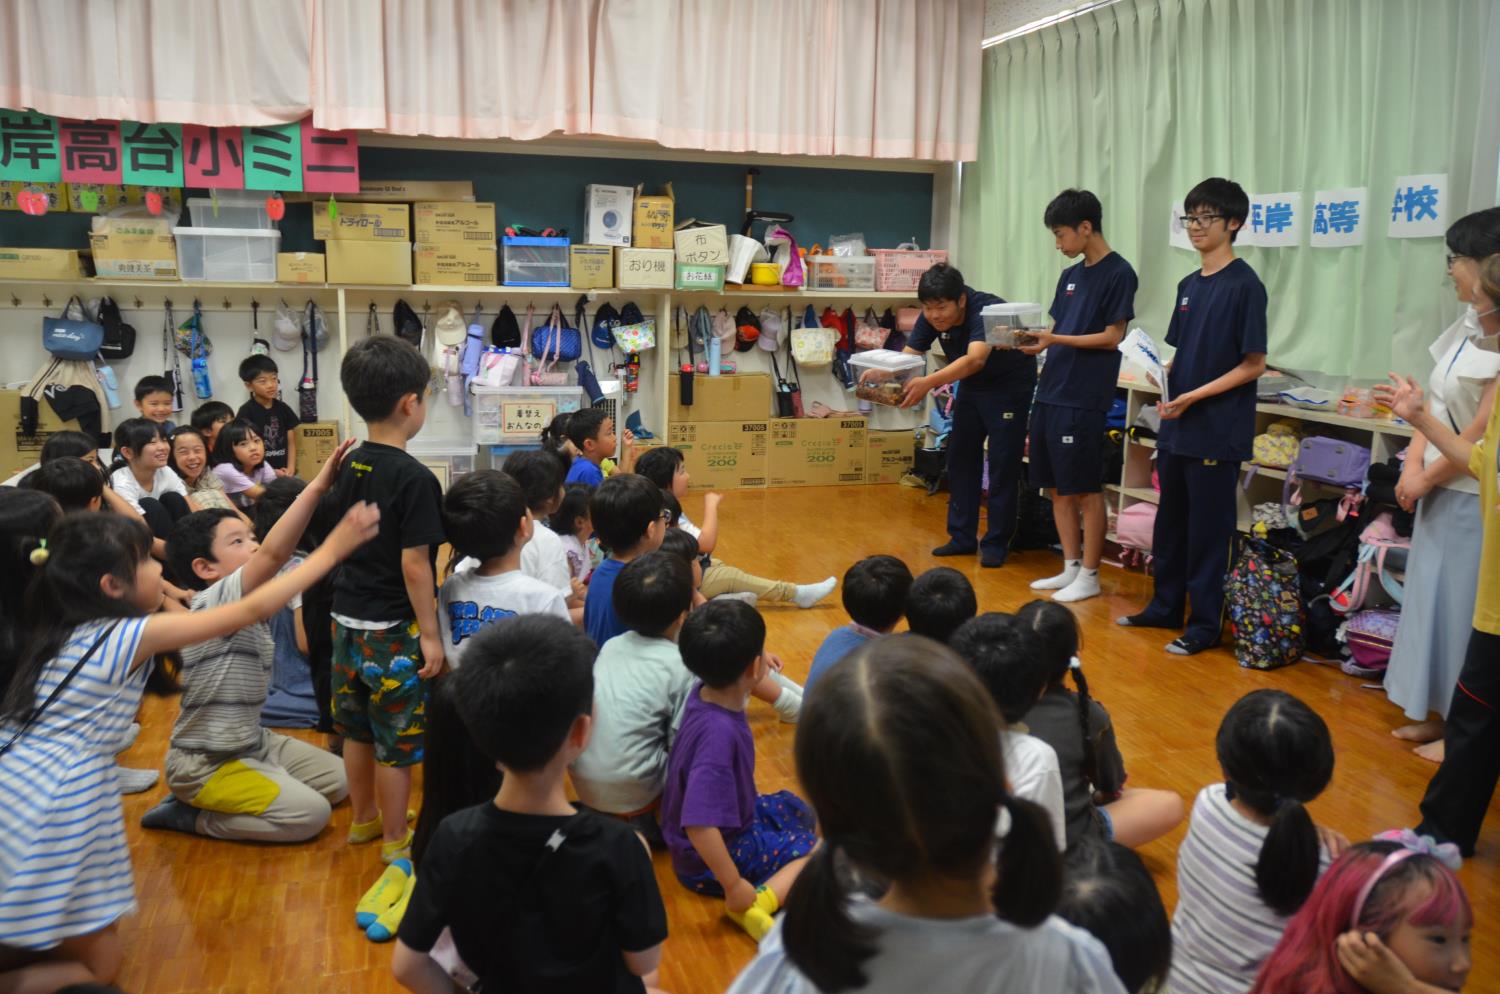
[1119,327,1170,402]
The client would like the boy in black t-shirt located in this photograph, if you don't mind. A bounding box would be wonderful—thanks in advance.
[1119,178,1268,655]
[330,336,446,865]
[392,615,668,994]
[236,355,300,475]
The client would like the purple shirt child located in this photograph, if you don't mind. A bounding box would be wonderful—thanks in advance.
[661,682,757,880]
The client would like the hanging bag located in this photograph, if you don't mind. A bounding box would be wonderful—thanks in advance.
[786,336,804,417]
[531,304,582,362]
[187,300,213,400]
[574,297,604,402]
[771,351,796,417]
[393,299,425,349]
[162,301,185,411]
[791,304,836,366]
[854,307,889,351]
[531,307,570,386]
[299,301,321,421]
[43,296,105,362]
[96,297,136,360]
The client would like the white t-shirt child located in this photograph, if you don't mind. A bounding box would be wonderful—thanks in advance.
[1000,728,1067,853]
[520,520,572,594]
[437,568,569,669]
[109,465,188,513]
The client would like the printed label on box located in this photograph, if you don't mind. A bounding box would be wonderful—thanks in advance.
[502,401,557,438]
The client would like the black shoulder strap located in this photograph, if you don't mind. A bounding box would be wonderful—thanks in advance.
[0,619,123,759]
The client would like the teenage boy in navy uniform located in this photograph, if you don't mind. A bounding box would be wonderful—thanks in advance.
[1119,178,1267,655]
[1022,189,1138,603]
[899,263,1037,568]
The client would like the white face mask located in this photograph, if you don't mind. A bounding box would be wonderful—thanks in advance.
[1474,305,1500,351]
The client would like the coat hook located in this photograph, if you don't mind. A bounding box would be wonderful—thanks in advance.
[9,294,19,308]
[133,296,143,309]
[222,297,232,310]
[41,294,51,309]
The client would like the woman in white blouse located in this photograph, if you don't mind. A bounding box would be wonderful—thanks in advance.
[1384,209,1500,762]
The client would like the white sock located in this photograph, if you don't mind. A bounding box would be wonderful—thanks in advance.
[1031,560,1081,591]
[1054,570,1101,603]
[794,577,837,609]
[770,669,804,695]
[117,721,141,754]
[117,765,159,794]
[772,686,802,723]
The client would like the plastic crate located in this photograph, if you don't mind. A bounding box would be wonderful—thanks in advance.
[805,255,876,292]
[407,438,477,491]
[870,248,949,292]
[471,385,583,445]
[187,192,274,230]
[502,236,570,287]
[172,227,280,282]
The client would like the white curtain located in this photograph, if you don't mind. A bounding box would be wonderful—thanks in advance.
[0,0,310,125]
[591,0,983,160]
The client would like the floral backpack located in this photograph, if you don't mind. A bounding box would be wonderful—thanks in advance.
[1225,537,1305,670]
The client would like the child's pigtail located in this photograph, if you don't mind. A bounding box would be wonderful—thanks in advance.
[1253,791,1322,916]
[1070,656,1100,788]
[992,794,1062,925]
[782,842,877,993]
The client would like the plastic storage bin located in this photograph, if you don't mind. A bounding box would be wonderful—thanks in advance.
[850,349,926,406]
[187,192,274,230]
[980,302,1047,348]
[407,438,477,491]
[806,255,876,292]
[870,249,948,292]
[172,227,280,282]
[471,385,583,445]
[502,236,570,287]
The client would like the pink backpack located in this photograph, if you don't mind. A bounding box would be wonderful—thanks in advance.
[1115,502,1157,569]
[1330,512,1409,615]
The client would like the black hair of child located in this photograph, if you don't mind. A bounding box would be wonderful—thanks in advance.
[189,401,235,434]
[22,457,103,513]
[549,482,594,537]
[949,612,1048,724]
[166,508,243,591]
[39,430,98,465]
[339,335,431,423]
[539,412,575,472]
[916,262,966,304]
[501,449,565,513]
[660,489,682,527]
[1216,688,1335,916]
[564,407,609,450]
[1184,177,1250,242]
[1044,189,1104,234]
[679,599,765,689]
[905,566,977,643]
[841,555,914,632]
[1057,838,1172,994]
[783,634,1062,991]
[1016,599,1100,790]
[110,417,169,476]
[589,473,662,555]
[238,353,278,384]
[442,470,529,564]
[133,374,174,403]
[613,550,694,639]
[0,488,62,667]
[1445,206,1500,260]
[634,446,684,491]
[449,614,597,772]
[657,527,701,569]
[210,418,262,472]
[253,476,308,543]
[413,674,504,868]
[2,512,154,719]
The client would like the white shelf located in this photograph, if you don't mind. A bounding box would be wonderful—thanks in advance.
[1108,484,1160,504]
[1116,374,1413,437]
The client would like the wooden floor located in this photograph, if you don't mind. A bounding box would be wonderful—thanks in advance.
[114,484,1500,994]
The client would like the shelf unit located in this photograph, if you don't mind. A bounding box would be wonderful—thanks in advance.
[1107,372,1414,565]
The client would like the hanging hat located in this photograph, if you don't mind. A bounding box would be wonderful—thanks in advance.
[590,302,620,350]
[433,304,466,347]
[492,304,521,348]
[734,306,760,352]
[711,308,736,344]
[756,306,783,351]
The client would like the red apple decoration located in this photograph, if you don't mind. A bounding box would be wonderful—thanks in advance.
[265,194,285,222]
[145,190,163,215]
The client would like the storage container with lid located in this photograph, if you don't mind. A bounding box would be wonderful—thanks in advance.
[187,191,275,230]
[850,349,926,407]
[806,255,876,292]
[502,236,570,287]
[980,302,1047,347]
[173,227,280,282]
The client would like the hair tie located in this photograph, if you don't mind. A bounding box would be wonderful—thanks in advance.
[27,539,48,566]
[1068,655,1082,670]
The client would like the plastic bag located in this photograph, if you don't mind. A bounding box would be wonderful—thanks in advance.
[829,232,867,257]
[765,225,805,287]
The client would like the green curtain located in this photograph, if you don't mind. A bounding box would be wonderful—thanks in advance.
[959,0,1500,380]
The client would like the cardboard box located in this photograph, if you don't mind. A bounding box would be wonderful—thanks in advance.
[570,245,615,289]
[89,230,178,280]
[326,239,412,285]
[276,252,326,284]
[866,429,914,484]
[584,184,633,246]
[667,420,769,490]
[294,422,341,484]
[616,247,674,289]
[0,389,83,480]
[768,417,868,488]
[674,222,729,265]
[414,202,497,244]
[669,373,771,424]
[313,201,411,242]
[632,183,675,249]
[413,242,498,285]
[355,180,474,202]
[0,248,86,280]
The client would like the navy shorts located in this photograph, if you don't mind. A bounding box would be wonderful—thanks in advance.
[1028,402,1106,496]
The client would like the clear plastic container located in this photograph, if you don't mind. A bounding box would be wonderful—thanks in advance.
[172,227,280,282]
[806,255,876,292]
[502,236,570,287]
[408,438,477,491]
[187,192,274,230]
[980,302,1047,348]
[470,385,583,445]
[850,349,926,406]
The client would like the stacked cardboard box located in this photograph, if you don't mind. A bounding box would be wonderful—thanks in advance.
[316,201,412,285]
[414,202,498,286]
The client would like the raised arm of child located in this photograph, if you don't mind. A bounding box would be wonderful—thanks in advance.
[242,437,355,594]
[695,492,723,555]
[685,825,758,913]
[284,432,298,479]
[403,546,445,679]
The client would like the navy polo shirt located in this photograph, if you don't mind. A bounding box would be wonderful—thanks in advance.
[1157,259,1268,462]
[907,286,1037,402]
[1036,252,1137,412]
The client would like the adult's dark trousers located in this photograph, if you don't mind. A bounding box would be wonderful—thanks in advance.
[139,492,192,540]
[1142,449,1239,644]
[945,390,1028,560]
[1417,628,1500,857]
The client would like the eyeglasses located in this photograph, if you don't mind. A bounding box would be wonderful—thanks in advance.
[1178,214,1224,230]
[1446,253,1465,270]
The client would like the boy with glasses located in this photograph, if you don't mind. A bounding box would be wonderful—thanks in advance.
[1118,178,1268,655]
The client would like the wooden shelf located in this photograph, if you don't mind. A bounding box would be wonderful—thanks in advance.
[1107,484,1160,504]
[1116,374,1412,438]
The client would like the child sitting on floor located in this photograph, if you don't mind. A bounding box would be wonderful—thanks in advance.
[806,555,913,692]
[210,418,277,510]
[391,616,668,994]
[636,446,836,609]
[1017,599,1184,851]
[551,482,598,585]
[563,408,636,485]
[501,450,580,616]
[663,600,817,940]
[1057,838,1173,994]
[584,474,668,646]
[905,566,977,642]
[949,613,1067,850]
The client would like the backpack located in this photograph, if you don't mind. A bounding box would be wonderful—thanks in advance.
[1252,419,1301,468]
[1014,478,1059,550]
[95,297,136,360]
[1225,537,1305,670]
[1329,511,1409,615]
[1340,609,1401,676]
[1115,502,1157,552]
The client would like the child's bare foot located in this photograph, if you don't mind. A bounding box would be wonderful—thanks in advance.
[1413,740,1445,764]
[1392,720,1444,743]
